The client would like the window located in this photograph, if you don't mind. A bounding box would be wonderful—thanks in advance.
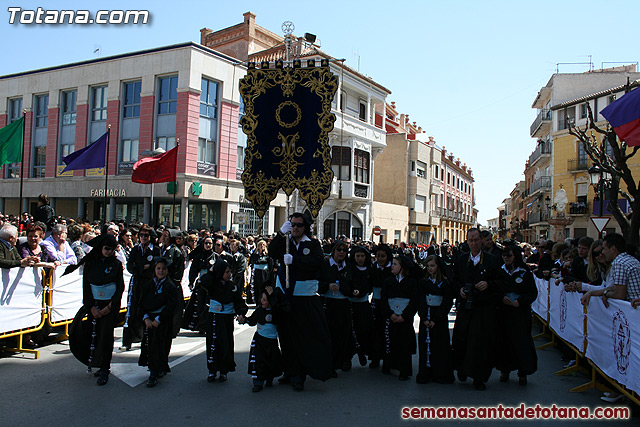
[354,149,369,183]
[447,172,450,185]
[123,81,141,118]
[340,91,346,112]
[91,86,107,121]
[580,103,588,119]
[359,101,366,121]
[35,94,48,127]
[198,138,216,164]
[434,165,439,179]
[331,146,351,180]
[608,95,616,105]
[416,160,426,178]
[121,139,139,162]
[62,90,77,125]
[440,168,444,181]
[558,106,575,130]
[237,146,245,169]
[415,195,426,213]
[200,78,218,118]
[156,136,175,151]
[158,76,178,114]
[33,146,46,177]
[5,98,22,178]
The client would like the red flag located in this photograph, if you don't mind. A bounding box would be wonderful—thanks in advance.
[131,146,178,183]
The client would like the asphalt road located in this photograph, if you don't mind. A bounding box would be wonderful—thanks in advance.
[1,312,636,426]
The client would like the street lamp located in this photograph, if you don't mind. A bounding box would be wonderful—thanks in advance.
[588,164,612,238]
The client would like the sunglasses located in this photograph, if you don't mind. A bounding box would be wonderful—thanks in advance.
[290,222,305,228]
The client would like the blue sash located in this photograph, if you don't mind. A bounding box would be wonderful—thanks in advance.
[349,294,370,303]
[149,305,165,314]
[426,294,443,307]
[388,297,410,315]
[505,292,520,302]
[257,323,278,339]
[91,282,116,301]
[199,269,208,278]
[254,263,268,270]
[276,276,318,296]
[209,299,235,314]
[323,286,348,299]
[372,287,382,300]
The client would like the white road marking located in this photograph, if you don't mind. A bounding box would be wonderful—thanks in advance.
[110,324,252,387]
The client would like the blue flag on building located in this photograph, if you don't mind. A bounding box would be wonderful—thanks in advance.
[61,130,109,173]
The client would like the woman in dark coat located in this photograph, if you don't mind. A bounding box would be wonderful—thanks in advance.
[249,239,275,304]
[348,246,374,367]
[381,255,418,380]
[200,258,248,382]
[138,258,179,388]
[319,240,353,376]
[496,245,538,385]
[369,244,394,369]
[416,255,455,384]
[68,234,124,386]
[182,237,215,333]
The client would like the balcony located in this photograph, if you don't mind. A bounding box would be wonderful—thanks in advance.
[433,208,474,224]
[530,109,552,138]
[567,158,589,173]
[331,180,370,200]
[528,141,552,167]
[529,210,550,224]
[528,176,551,196]
[568,200,589,216]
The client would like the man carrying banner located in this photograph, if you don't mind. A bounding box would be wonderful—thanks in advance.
[268,212,332,391]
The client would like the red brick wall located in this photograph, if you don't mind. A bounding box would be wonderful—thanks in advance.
[176,91,200,175]
[45,108,59,177]
[74,104,89,177]
[106,99,121,176]
[218,101,238,180]
[139,95,155,155]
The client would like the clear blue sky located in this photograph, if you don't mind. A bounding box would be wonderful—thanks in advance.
[2,0,638,224]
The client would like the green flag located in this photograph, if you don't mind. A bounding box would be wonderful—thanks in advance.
[0,117,24,167]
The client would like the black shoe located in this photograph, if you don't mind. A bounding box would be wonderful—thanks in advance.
[341,361,352,372]
[399,375,409,381]
[473,380,486,391]
[518,376,527,386]
[329,370,338,378]
[147,376,158,388]
[218,374,227,382]
[500,372,509,383]
[292,382,304,392]
[157,371,167,378]
[358,353,367,366]
[265,380,273,388]
[369,360,380,369]
[96,373,109,386]
[207,373,217,383]
[457,371,467,382]
[252,384,263,392]
[278,376,290,384]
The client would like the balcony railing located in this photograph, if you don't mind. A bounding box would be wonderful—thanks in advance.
[568,200,589,215]
[528,210,550,224]
[528,176,551,195]
[432,208,473,223]
[567,158,589,172]
[530,109,552,137]
[528,141,552,166]
[431,207,444,218]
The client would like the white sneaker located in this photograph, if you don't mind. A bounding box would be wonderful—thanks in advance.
[600,392,623,403]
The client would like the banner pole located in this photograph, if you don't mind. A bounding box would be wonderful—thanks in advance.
[173,139,179,227]
[18,110,26,216]
[285,194,291,289]
[103,126,111,223]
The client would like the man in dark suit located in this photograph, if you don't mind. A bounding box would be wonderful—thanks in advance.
[0,224,38,269]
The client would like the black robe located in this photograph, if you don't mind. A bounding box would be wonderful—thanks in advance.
[124,243,161,347]
[451,251,503,383]
[319,258,353,370]
[182,249,215,332]
[200,274,248,374]
[495,266,538,376]
[249,252,275,304]
[246,305,283,381]
[417,276,455,383]
[138,277,178,374]
[370,262,393,364]
[69,256,124,370]
[349,265,374,361]
[268,233,331,382]
[161,241,185,338]
[381,275,418,377]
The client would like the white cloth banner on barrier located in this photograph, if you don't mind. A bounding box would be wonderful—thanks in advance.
[585,298,640,395]
[532,276,549,320]
[0,267,44,334]
[548,279,585,352]
[49,266,84,324]
[181,260,192,299]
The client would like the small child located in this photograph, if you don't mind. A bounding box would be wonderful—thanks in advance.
[243,287,282,392]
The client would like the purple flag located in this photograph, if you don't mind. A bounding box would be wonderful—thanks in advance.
[61,130,108,173]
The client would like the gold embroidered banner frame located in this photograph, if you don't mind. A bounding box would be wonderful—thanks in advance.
[239,61,338,218]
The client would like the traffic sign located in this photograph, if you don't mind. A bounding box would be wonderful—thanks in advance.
[590,216,610,233]
[373,226,382,236]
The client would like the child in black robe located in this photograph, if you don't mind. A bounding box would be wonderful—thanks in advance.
[243,287,283,392]
[138,258,179,388]
[200,258,248,382]
[348,246,374,367]
[416,255,455,384]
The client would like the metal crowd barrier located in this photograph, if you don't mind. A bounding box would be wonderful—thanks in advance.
[532,276,640,406]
